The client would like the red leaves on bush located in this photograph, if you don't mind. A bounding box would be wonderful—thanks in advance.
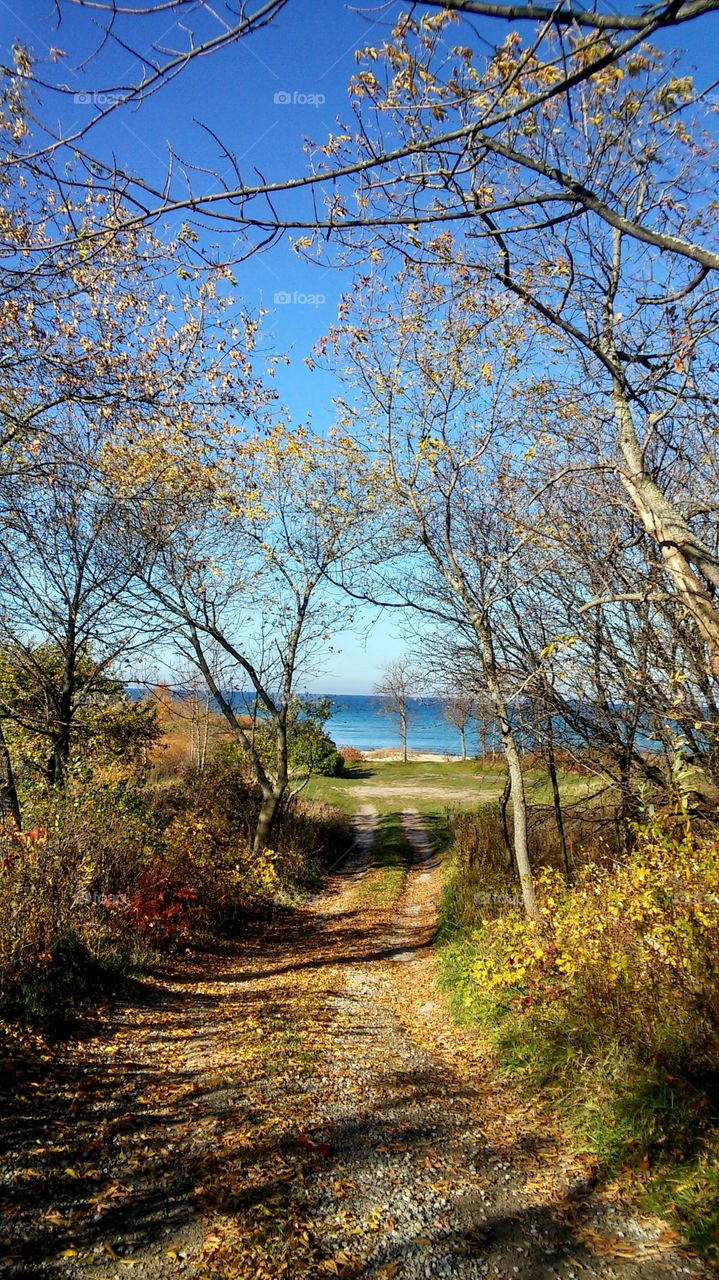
[126,859,198,947]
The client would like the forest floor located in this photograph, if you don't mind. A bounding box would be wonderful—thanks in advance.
[0,806,708,1280]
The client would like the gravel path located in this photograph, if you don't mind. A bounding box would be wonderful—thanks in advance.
[299,809,708,1280]
[1,807,710,1279]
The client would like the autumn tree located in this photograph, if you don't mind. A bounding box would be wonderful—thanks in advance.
[0,94,265,801]
[502,454,719,834]
[133,425,373,853]
[335,259,548,918]
[442,690,475,761]
[0,426,149,793]
[0,642,159,786]
[314,22,719,675]
[10,2,719,256]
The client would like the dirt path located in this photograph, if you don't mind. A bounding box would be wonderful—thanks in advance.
[1,811,709,1280]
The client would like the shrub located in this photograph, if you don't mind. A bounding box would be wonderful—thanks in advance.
[0,778,157,1018]
[465,820,719,1063]
[252,696,344,778]
[0,757,349,1022]
[437,811,719,1257]
[161,762,349,928]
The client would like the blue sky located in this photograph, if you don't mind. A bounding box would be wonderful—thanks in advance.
[1,0,385,428]
[2,1,718,692]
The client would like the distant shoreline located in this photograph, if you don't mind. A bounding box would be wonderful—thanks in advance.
[349,747,466,763]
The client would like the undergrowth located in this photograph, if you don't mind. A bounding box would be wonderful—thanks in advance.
[0,760,348,1024]
[436,804,719,1261]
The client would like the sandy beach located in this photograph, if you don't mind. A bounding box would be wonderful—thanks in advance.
[361,747,464,763]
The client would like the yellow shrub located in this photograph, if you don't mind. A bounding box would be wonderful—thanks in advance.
[470,821,719,1060]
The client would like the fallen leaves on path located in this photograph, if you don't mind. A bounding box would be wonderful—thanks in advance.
[1,814,709,1280]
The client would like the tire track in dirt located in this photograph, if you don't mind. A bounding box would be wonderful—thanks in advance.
[301,809,708,1280]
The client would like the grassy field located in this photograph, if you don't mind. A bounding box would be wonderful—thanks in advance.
[303,758,601,818]
[303,758,605,892]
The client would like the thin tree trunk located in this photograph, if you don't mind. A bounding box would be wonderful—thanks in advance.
[546,718,570,876]
[459,723,467,760]
[48,637,75,786]
[401,487,539,918]
[605,271,719,670]
[501,723,539,918]
[498,768,513,871]
[253,787,285,855]
[401,708,407,762]
[200,693,209,771]
[618,746,638,855]
[0,722,21,830]
[477,635,540,921]
[190,690,199,768]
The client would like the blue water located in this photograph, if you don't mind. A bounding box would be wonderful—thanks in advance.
[320,695,670,756]
[321,695,488,756]
[132,686,673,757]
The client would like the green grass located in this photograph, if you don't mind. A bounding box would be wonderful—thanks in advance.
[644,1148,719,1257]
[305,758,599,817]
[3,934,146,1027]
[304,758,500,814]
[356,811,413,902]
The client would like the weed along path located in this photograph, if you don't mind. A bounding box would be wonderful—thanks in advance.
[1,811,710,1280]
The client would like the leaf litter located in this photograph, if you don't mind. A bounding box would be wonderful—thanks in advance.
[0,805,712,1279]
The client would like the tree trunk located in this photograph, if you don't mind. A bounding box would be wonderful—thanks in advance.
[0,722,21,830]
[48,637,75,787]
[459,723,467,760]
[503,728,539,917]
[475,633,540,921]
[498,768,513,871]
[401,708,407,763]
[546,719,570,876]
[251,714,290,855]
[253,785,285,855]
[618,746,638,855]
[48,717,72,786]
[611,376,719,672]
[200,694,209,771]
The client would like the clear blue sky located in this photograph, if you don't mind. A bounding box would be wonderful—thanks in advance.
[2,1,718,691]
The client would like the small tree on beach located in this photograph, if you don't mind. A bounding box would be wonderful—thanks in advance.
[442,690,475,761]
[375,660,419,764]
